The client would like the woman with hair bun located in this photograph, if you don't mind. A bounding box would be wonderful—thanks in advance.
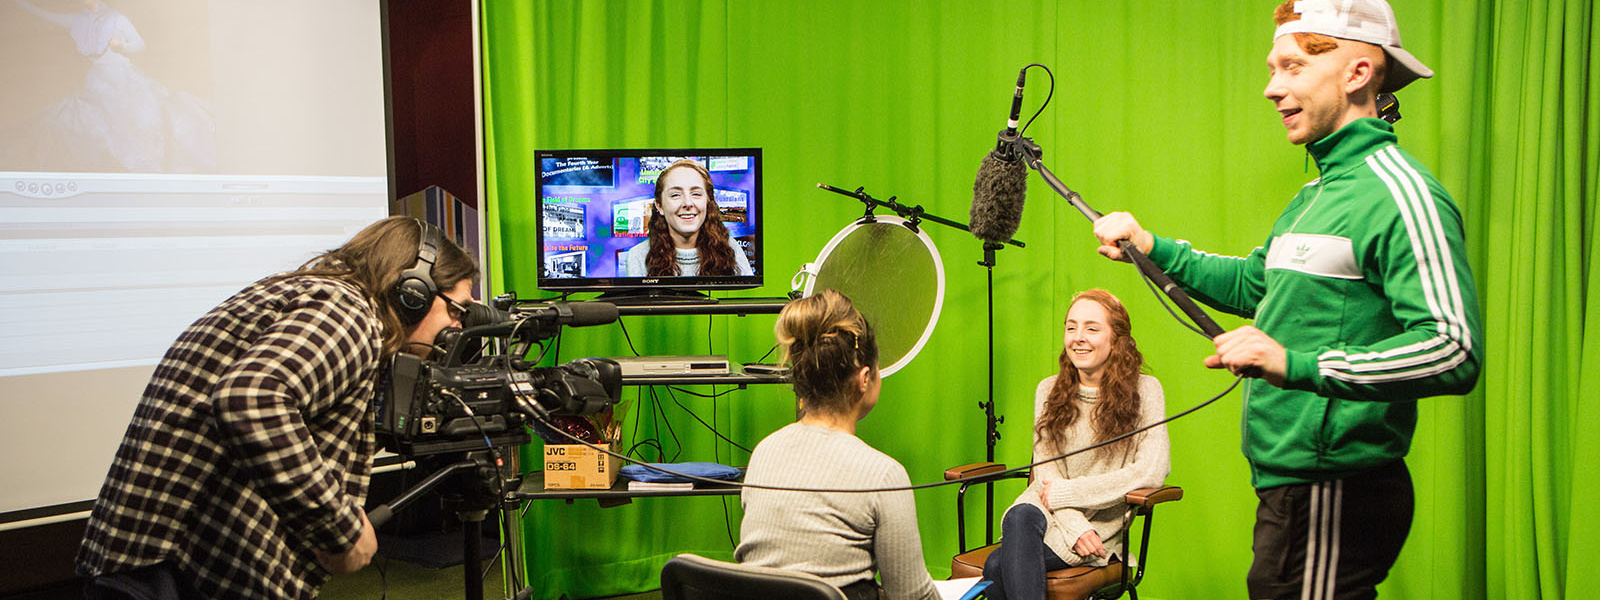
[735,289,938,600]
[981,289,1170,600]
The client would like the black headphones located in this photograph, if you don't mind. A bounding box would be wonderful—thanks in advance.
[1376,93,1402,124]
[392,219,443,326]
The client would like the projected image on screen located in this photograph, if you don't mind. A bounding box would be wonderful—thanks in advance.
[2,0,215,173]
[0,0,389,517]
[535,148,763,292]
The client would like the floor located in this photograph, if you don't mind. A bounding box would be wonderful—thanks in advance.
[317,556,663,600]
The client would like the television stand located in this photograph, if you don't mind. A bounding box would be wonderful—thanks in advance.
[573,294,790,316]
[595,289,715,306]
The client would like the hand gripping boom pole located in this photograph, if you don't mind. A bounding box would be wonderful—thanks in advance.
[1014,138,1228,339]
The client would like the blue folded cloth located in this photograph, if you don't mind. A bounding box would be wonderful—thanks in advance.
[620,462,741,483]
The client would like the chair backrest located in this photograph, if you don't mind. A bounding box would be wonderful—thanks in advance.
[660,554,849,600]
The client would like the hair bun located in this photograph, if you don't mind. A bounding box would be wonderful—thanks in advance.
[773,290,880,415]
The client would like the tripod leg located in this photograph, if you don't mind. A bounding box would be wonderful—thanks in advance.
[462,509,486,600]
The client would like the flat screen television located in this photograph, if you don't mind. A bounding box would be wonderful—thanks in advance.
[534,148,763,299]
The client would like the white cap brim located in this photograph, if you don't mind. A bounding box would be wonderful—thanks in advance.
[1377,45,1432,93]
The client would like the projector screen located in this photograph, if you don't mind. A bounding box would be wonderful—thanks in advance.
[0,0,389,521]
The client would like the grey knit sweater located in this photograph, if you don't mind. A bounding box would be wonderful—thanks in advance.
[1006,374,1170,566]
[735,423,939,600]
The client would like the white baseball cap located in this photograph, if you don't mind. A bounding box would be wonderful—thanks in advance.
[1273,0,1433,93]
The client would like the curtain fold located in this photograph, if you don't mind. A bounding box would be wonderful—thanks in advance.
[480,1,1599,598]
[1471,0,1597,598]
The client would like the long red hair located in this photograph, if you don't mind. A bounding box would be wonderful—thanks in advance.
[1034,289,1145,460]
[644,160,739,276]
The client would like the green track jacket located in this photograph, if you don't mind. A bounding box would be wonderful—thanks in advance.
[1148,118,1483,489]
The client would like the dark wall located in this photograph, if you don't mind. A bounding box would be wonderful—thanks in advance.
[385,0,479,209]
[0,520,86,598]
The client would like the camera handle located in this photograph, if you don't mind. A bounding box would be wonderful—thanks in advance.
[367,458,477,529]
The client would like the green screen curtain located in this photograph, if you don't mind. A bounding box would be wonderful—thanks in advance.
[479,1,1600,598]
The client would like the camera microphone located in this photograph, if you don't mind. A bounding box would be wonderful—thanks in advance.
[516,301,619,328]
[458,301,619,338]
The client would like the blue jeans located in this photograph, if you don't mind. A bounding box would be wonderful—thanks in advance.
[982,504,1069,600]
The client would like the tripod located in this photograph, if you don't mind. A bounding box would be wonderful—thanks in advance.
[370,442,532,600]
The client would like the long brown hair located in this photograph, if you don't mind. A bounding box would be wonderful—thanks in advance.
[282,216,478,356]
[644,159,739,276]
[775,289,879,418]
[1034,289,1145,460]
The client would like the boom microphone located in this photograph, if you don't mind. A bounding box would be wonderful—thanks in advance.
[970,66,1031,244]
[970,151,1028,244]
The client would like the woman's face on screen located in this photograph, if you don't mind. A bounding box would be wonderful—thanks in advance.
[657,166,709,243]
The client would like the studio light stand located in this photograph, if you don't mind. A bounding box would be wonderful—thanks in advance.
[816,183,1024,545]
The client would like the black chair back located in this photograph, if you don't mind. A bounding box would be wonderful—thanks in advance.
[660,554,848,600]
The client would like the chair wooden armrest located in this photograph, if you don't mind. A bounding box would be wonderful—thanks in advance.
[952,483,1184,598]
[946,462,1026,554]
[1125,486,1184,507]
[944,462,1008,481]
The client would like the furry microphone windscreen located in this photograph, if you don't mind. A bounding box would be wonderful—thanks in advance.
[969,151,1028,243]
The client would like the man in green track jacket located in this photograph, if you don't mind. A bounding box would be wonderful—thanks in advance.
[1092,1,1482,599]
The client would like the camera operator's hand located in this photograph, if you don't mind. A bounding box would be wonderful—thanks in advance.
[316,509,378,574]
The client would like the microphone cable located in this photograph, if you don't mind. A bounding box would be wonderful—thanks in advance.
[514,372,1242,494]
[1014,63,1054,142]
[1020,61,1219,341]
[508,61,1249,494]
[1139,269,1210,337]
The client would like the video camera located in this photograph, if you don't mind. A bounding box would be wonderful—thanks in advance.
[374,297,623,456]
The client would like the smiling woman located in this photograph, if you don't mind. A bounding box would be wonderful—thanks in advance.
[981,289,1171,600]
[619,158,753,277]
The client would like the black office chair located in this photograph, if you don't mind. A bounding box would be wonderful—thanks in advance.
[660,554,848,600]
[945,462,1183,600]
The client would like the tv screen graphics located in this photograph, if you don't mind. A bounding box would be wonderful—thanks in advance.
[534,148,762,294]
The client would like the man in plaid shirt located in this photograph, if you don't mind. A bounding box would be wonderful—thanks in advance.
[77,216,479,599]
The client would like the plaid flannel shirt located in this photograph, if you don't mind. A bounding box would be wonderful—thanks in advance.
[77,275,383,599]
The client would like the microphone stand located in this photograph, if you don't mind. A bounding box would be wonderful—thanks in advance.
[977,241,1004,546]
[1012,137,1230,338]
[816,182,1022,545]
